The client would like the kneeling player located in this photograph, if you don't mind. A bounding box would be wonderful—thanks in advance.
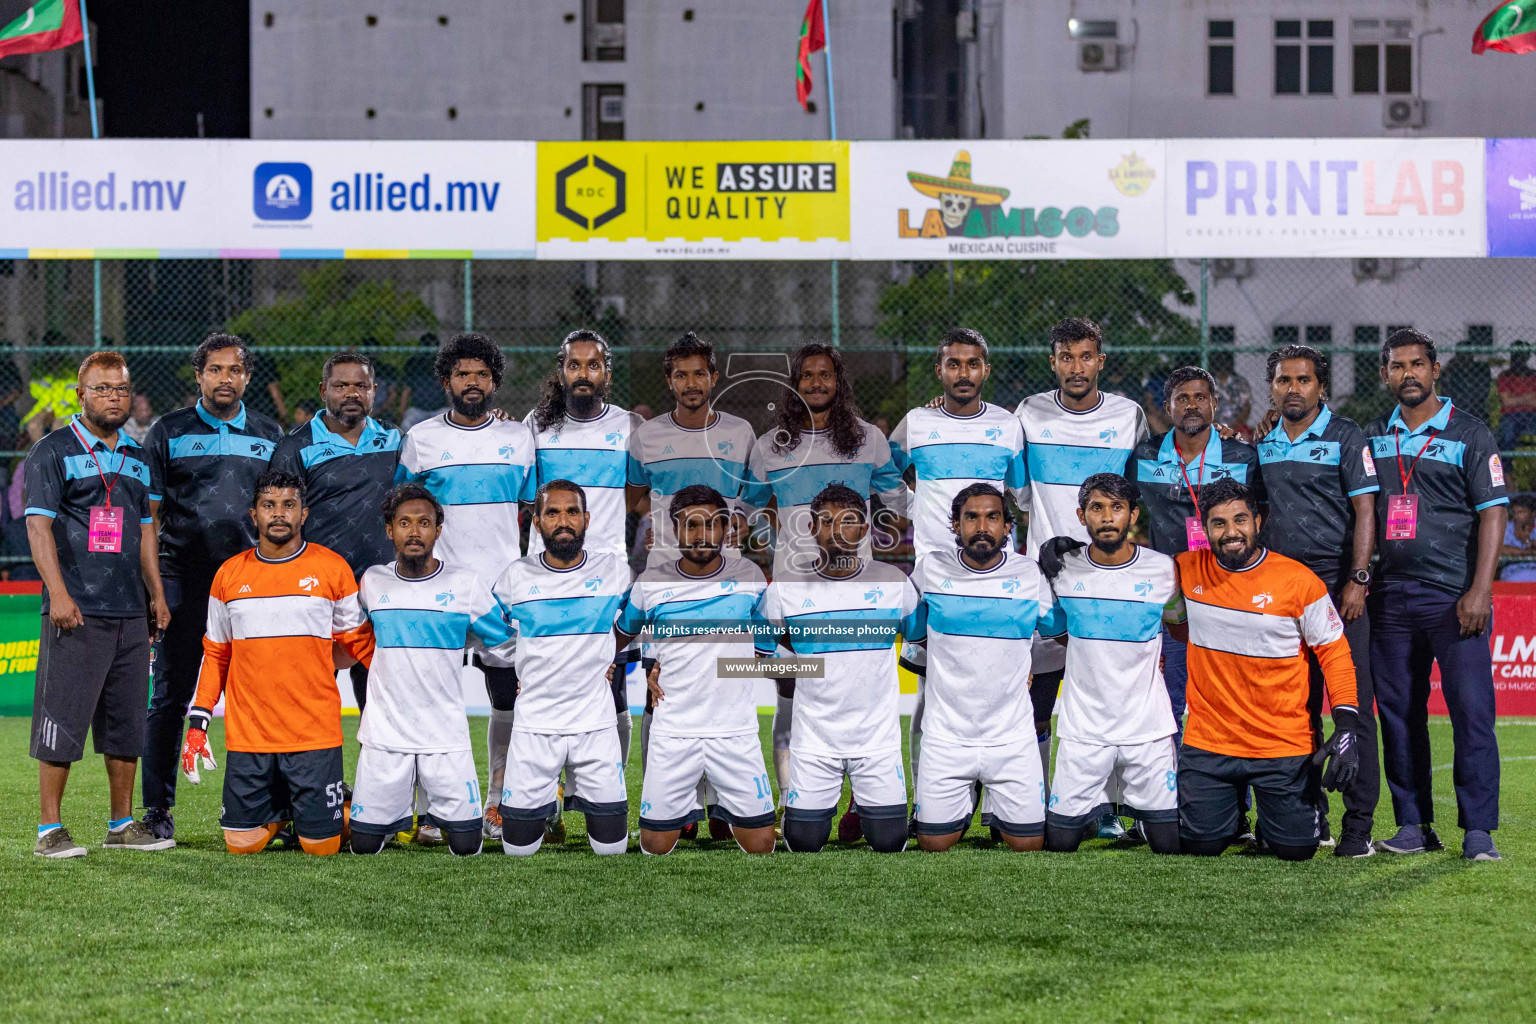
[349,484,515,857]
[758,484,920,854]
[615,485,775,855]
[1038,474,1184,854]
[180,471,374,855]
[908,484,1065,852]
[492,480,632,856]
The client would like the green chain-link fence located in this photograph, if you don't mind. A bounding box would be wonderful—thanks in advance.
[1,256,1532,570]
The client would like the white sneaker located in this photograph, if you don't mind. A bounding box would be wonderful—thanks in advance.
[412,823,446,846]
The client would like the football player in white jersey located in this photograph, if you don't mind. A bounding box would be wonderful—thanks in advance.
[757,484,920,854]
[907,484,1065,852]
[350,484,514,857]
[395,332,536,843]
[492,480,632,857]
[744,344,906,840]
[889,328,1028,817]
[615,485,775,855]
[1038,473,1185,855]
[1015,317,1149,839]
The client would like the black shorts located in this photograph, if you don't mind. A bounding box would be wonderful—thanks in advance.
[1030,668,1064,728]
[472,651,518,712]
[221,746,347,839]
[30,614,150,763]
[1178,744,1319,848]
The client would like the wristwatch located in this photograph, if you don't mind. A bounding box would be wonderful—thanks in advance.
[1350,568,1371,586]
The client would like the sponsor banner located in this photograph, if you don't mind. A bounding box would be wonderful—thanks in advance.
[0,586,42,717]
[1429,583,1536,717]
[0,139,537,257]
[1167,138,1485,258]
[535,141,849,259]
[1486,137,1536,257]
[850,140,1166,260]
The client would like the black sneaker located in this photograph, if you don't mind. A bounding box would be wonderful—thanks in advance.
[1375,824,1443,854]
[1462,829,1502,862]
[271,823,300,849]
[1334,827,1375,858]
[141,807,174,841]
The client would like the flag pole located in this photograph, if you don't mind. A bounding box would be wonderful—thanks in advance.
[823,0,839,346]
[78,0,101,347]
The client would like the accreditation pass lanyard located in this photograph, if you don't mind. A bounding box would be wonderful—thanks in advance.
[70,419,125,554]
[1387,408,1449,542]
[1176,438,1209,551]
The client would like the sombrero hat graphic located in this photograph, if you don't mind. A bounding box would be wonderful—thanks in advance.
[907,150,1010,205]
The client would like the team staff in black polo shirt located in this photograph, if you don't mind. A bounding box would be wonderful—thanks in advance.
[26,352,172,858]
[1255,345,1380,858]
[138,334,284,841]
[269,352,402,709]
[1365,329,1507,862]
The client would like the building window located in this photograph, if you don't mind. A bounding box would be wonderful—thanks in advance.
[1306,325,1333,349]
[583,0,625,62]
[1275,19,1333,95]
[1208,20,1235,95]
[582,84,624,140]
[1352,19,1413,94]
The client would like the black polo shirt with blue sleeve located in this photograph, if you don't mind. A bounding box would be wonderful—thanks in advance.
[1364,398,1508,595]
[1128,428,1263,556]
[1255,405,1379,588]
[24,415,154,618]
[145,401,283,580]
[269,414,401,577]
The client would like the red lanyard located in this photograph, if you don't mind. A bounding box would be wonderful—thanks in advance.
[1392,407,1451,493]
[69,420,124,507]
[1174,438,1207,516]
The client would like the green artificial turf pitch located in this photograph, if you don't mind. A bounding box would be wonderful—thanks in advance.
[1,715,1533,1023]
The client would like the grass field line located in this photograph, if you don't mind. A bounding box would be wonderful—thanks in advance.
[1432,753,1536,771]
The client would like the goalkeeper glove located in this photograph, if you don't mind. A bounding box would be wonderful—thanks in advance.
[1037,536,1086,580]
[1313,706,1361,792]
[180,706,217,784]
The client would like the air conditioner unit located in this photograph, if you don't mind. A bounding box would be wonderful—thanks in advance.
[1078,40,1119,72]
[598,95,625,124]
[1353,257,1397,282]
[589,22,626,49]
[1383,96,1424,129]
[1210,258,1253,281]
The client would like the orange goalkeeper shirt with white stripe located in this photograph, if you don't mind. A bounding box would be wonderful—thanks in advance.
[194,542,375,753]
[1176,547,1357,759]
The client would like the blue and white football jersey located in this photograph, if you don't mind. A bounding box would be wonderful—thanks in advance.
[1016,390,1148,552]
[910,547,1065,747]
[523,403,642,559]
[745,420,906,575]
[491,550,631,735]
[396,413,538,580]
[1048,545,1184,747]
[889,403,1028,560]
[628,410,759,566]
[616,555,768,739]
[356,561,512,754]
[755,559,920,759]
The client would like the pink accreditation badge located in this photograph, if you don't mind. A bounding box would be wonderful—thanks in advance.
[1385,493,1418,540]
[88,505,123,553]
[1185,515,1210,551]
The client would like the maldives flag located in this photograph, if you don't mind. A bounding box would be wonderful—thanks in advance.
[0,0,82,59]
[796,0,825,108]
[1474,0,1536,54]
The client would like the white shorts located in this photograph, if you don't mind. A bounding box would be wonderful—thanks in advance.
[504,728,628,820]
[915,735,1045,837]
[349,746,482,835]
[1048,735,1179,826]
[638,732,776,831]
[783,747,907,822]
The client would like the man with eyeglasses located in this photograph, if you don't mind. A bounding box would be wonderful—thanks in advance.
[270,352,403,711]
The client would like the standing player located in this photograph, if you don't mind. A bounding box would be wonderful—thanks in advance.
[1016,318,1148,837]
[614,485,775,855]
[396,332,536,840]
[757,484,919,854]
[179,471,375,856]
[1037,474,1184,855]
[1175,478,1361,861]
[907,484,1064,852]
[492,480,632,856]
[139,334,283,840]
[269,351,401,710]
[349,484,515,858]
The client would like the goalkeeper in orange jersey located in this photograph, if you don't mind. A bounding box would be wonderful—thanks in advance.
[179,470,375,856]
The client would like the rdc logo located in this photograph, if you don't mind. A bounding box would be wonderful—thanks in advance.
[253,162,312,221]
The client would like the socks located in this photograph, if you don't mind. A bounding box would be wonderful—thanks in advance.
[108,816,132,833]
[38,822,61,836]
[616,709,632,767]
[502,836,543,856]
[590,836,628,856]
[486,708,514,807]
[1037,730,1052,803]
